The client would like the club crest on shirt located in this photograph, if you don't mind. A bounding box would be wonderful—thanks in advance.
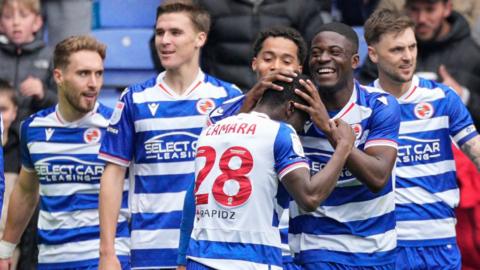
[414,102,434,119]
[196,98,215,114]
[351,123,363,140]
[110,101,125,125]
[84,128,101,144]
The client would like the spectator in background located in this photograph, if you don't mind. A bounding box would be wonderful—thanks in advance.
[0,80,18,270]
[359,0,480,131]
[0,0,57,123]
[332,0,380,25]
[150,0,331,91]
[41,0,92,46]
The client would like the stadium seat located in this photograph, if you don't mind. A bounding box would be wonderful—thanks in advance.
[98,88,121,109]
[97,0,160,28]
[92,28,157,88]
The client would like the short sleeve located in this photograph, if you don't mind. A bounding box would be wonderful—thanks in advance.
[274,123,309,180]
[20,119,34,170]
[446,88,478,146]
[365,94,400,149]
[99,89,135,167]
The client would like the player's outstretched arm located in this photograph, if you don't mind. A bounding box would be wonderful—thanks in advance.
[240,69,298,113]
[460,135,480,171]
[0,168,39,269]
[282,120,354,211]
[99,163,126,270]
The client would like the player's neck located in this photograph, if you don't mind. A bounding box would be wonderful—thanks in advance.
[253,104,283,122]
[163,61,200,95]
[57,101,90,123]
[378,73,412,98]
[320,80,354,111]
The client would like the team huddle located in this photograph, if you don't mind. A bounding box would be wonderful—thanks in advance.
[0,1,478,270]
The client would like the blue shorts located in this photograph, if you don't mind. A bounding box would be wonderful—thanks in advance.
[396,244,461,270]
[55,261,130,270]
[301,262,395,270]
[283,261,301,270]
[186,260,215,270]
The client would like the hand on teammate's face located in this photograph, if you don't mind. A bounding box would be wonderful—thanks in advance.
[293,78,330,133]
[241,69,298,113]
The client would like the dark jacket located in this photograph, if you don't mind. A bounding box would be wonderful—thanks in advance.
[358,11,480,129]
[0,34,57,122]
[198,0,330,91]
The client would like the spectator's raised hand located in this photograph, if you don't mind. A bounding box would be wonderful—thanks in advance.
[19,76,44,100]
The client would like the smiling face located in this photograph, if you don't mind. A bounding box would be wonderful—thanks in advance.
[369,28,417,84]
[0,1,42,46]
[309,31,359,94]
[154,11,206,71]
[54,50,104,114]
[406,0,451,42]
[252,37,302,78]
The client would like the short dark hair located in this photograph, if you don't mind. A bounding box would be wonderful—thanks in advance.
[364,9,415,45]
[260,74,310,116]
[252,27,308,64]
[0,79,18,107]
[314,22,359,53]
[156,0,211,34]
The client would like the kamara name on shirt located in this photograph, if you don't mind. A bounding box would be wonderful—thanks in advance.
[206,122,257,137]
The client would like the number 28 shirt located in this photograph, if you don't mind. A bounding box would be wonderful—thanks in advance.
[186,112,309,270]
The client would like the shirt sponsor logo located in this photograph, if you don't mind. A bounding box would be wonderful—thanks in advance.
[35,156,104,182]
[397,136,441,163]
[414,102,434,119]
[196,98,215,115]
[144,131,198,160]
[84,128,101,144]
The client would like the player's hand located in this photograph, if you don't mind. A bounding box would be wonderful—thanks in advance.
[0,258,11,270]
[330,119,355,153]
[98,254,121,270]
[438,65,463,96]
[19,76,44,100]
[240,69,297,113]
[293,78,330,134]
[176,266,186,270]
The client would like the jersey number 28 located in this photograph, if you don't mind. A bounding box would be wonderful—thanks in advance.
[195,145,253,207]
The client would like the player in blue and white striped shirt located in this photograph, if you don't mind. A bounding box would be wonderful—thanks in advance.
[207,23,401,269]
[0,36,130,269]
[364,9,480,269]
[98,2,241,269]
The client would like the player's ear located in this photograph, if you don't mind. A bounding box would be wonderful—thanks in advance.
[286,100,296,118]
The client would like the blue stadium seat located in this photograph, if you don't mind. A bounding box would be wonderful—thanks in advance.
[98,88,121,109]
[92,28,157,88]
[353,26,368,67]
[98,0,160,28]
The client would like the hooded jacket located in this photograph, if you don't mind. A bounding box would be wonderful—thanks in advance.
[0,33,57,122]
[198,0,330,91]
[359,11,480,129]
